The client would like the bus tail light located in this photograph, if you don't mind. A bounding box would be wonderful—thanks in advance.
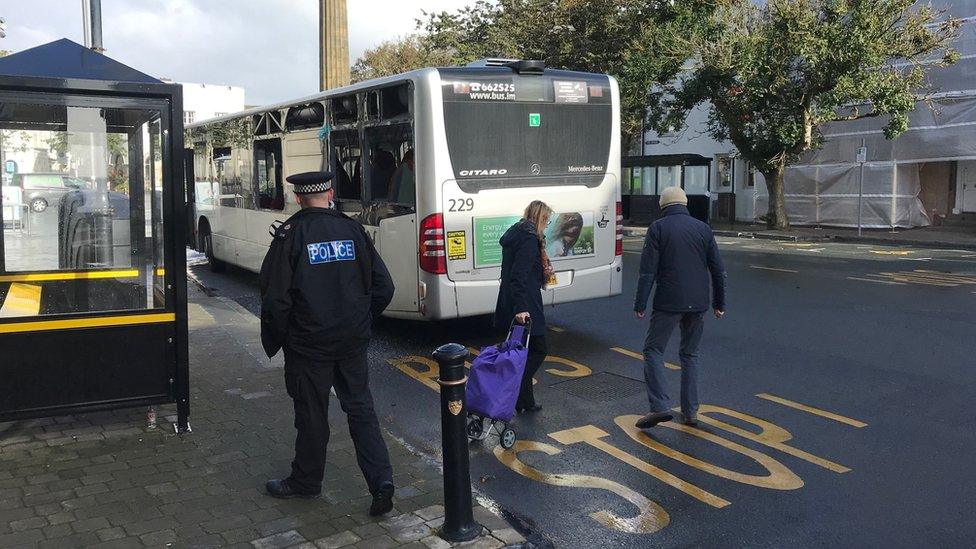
[419,213,447,274]
[615,201,623,256]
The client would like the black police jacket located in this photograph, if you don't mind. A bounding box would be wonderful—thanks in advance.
[259,207,395,360]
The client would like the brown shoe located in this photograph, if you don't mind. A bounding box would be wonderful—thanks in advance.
[635,411,674,429]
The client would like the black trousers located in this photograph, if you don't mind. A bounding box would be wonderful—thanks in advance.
[517,334,547,409]
[283,351,392,495]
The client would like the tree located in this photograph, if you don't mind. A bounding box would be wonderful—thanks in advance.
[350,35,455,83]
[420,0,700,143]
[634,0,959,229]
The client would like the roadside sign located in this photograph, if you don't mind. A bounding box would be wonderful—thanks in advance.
[4,160,16,174]
[856,146,867,163]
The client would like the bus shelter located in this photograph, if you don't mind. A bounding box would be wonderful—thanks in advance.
[622,154,712,224]
[0,40,189,431]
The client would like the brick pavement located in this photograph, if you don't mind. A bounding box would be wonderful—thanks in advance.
[0,289,526,548]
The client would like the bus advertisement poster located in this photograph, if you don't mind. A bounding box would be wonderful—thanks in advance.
[473,215,521,267]
[473,211,595,268]
[545,211,594,259]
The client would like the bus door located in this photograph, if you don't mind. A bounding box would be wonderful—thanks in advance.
[209,145,248,264]
[241,137,285,272]
[362,125,419,315]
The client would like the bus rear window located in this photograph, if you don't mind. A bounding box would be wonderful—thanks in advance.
[442,101,612,190]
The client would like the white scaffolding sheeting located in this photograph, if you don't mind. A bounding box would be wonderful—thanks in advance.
[762,6,976,228]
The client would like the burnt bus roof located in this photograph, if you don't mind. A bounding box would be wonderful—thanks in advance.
[436,66,611,81]
[185,64,613,131]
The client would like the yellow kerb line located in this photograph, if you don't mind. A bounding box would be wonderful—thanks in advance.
[0,269,140,283]
[756,393,867,428]
[610,347,680,370]
[0,312,176,334]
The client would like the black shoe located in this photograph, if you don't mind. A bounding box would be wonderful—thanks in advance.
[369,482,395,517]
[682,413,699,426]
[516,404,543,414]
[635,411,674,429]
[265,479,320,499]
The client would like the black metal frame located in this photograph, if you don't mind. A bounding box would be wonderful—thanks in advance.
[0,62,189,432]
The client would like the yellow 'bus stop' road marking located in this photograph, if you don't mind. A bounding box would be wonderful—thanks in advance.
[755,393,867,428]
[549,425,731,508]
[611,347,680,370]
[0,283,42,318]
[493,441,669,534]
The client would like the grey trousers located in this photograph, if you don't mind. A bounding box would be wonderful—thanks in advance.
[642,310,705,417]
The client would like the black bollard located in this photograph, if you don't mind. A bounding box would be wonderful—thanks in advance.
[432,343,483,543]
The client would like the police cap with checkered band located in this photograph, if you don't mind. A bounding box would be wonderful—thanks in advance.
[286,171,335,194]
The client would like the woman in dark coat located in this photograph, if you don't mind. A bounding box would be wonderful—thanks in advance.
[494,200,553,413]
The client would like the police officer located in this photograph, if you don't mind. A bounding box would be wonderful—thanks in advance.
[260,171,396,517]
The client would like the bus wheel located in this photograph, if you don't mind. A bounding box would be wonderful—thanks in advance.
[200,222,226,273]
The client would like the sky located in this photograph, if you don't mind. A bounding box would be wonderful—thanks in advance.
[0,0,466,105]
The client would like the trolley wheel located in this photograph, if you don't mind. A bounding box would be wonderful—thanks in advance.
[500,428,516,449]
[467,417,483,439]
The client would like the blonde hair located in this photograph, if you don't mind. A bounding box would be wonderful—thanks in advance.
[523,200,553,237]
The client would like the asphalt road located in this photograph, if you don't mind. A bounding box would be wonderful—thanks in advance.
[188,237,976,548]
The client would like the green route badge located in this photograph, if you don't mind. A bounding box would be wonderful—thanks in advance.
[529,113,541,127]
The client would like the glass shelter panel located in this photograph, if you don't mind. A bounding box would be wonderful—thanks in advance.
[0,97,166,318]
[684,165,709,195]
[641,167,656,195]
[659,165,681,189]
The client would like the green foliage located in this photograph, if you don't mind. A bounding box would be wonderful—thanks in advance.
[420,0,683,143]
[351,35,456,82]
[204,118,251,149]
[639,0,959,228]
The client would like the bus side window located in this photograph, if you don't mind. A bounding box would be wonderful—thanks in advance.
[212,147,236,207]
[331,129,363,212]
[364,124,415,209]
[254,138,283,211]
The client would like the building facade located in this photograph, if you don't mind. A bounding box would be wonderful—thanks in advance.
[635,2,976,229]
[176,81,246,126]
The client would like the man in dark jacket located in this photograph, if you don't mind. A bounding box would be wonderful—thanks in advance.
[633,186,726,429]
[260,171,397,516]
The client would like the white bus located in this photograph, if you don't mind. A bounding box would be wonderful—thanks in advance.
[185,59,623,320]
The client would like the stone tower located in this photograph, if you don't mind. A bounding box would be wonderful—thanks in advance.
[319,0,350,90]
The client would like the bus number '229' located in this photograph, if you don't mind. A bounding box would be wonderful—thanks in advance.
[448,199,474,212]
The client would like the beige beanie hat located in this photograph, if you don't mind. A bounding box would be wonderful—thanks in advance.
[659,186,688,208]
